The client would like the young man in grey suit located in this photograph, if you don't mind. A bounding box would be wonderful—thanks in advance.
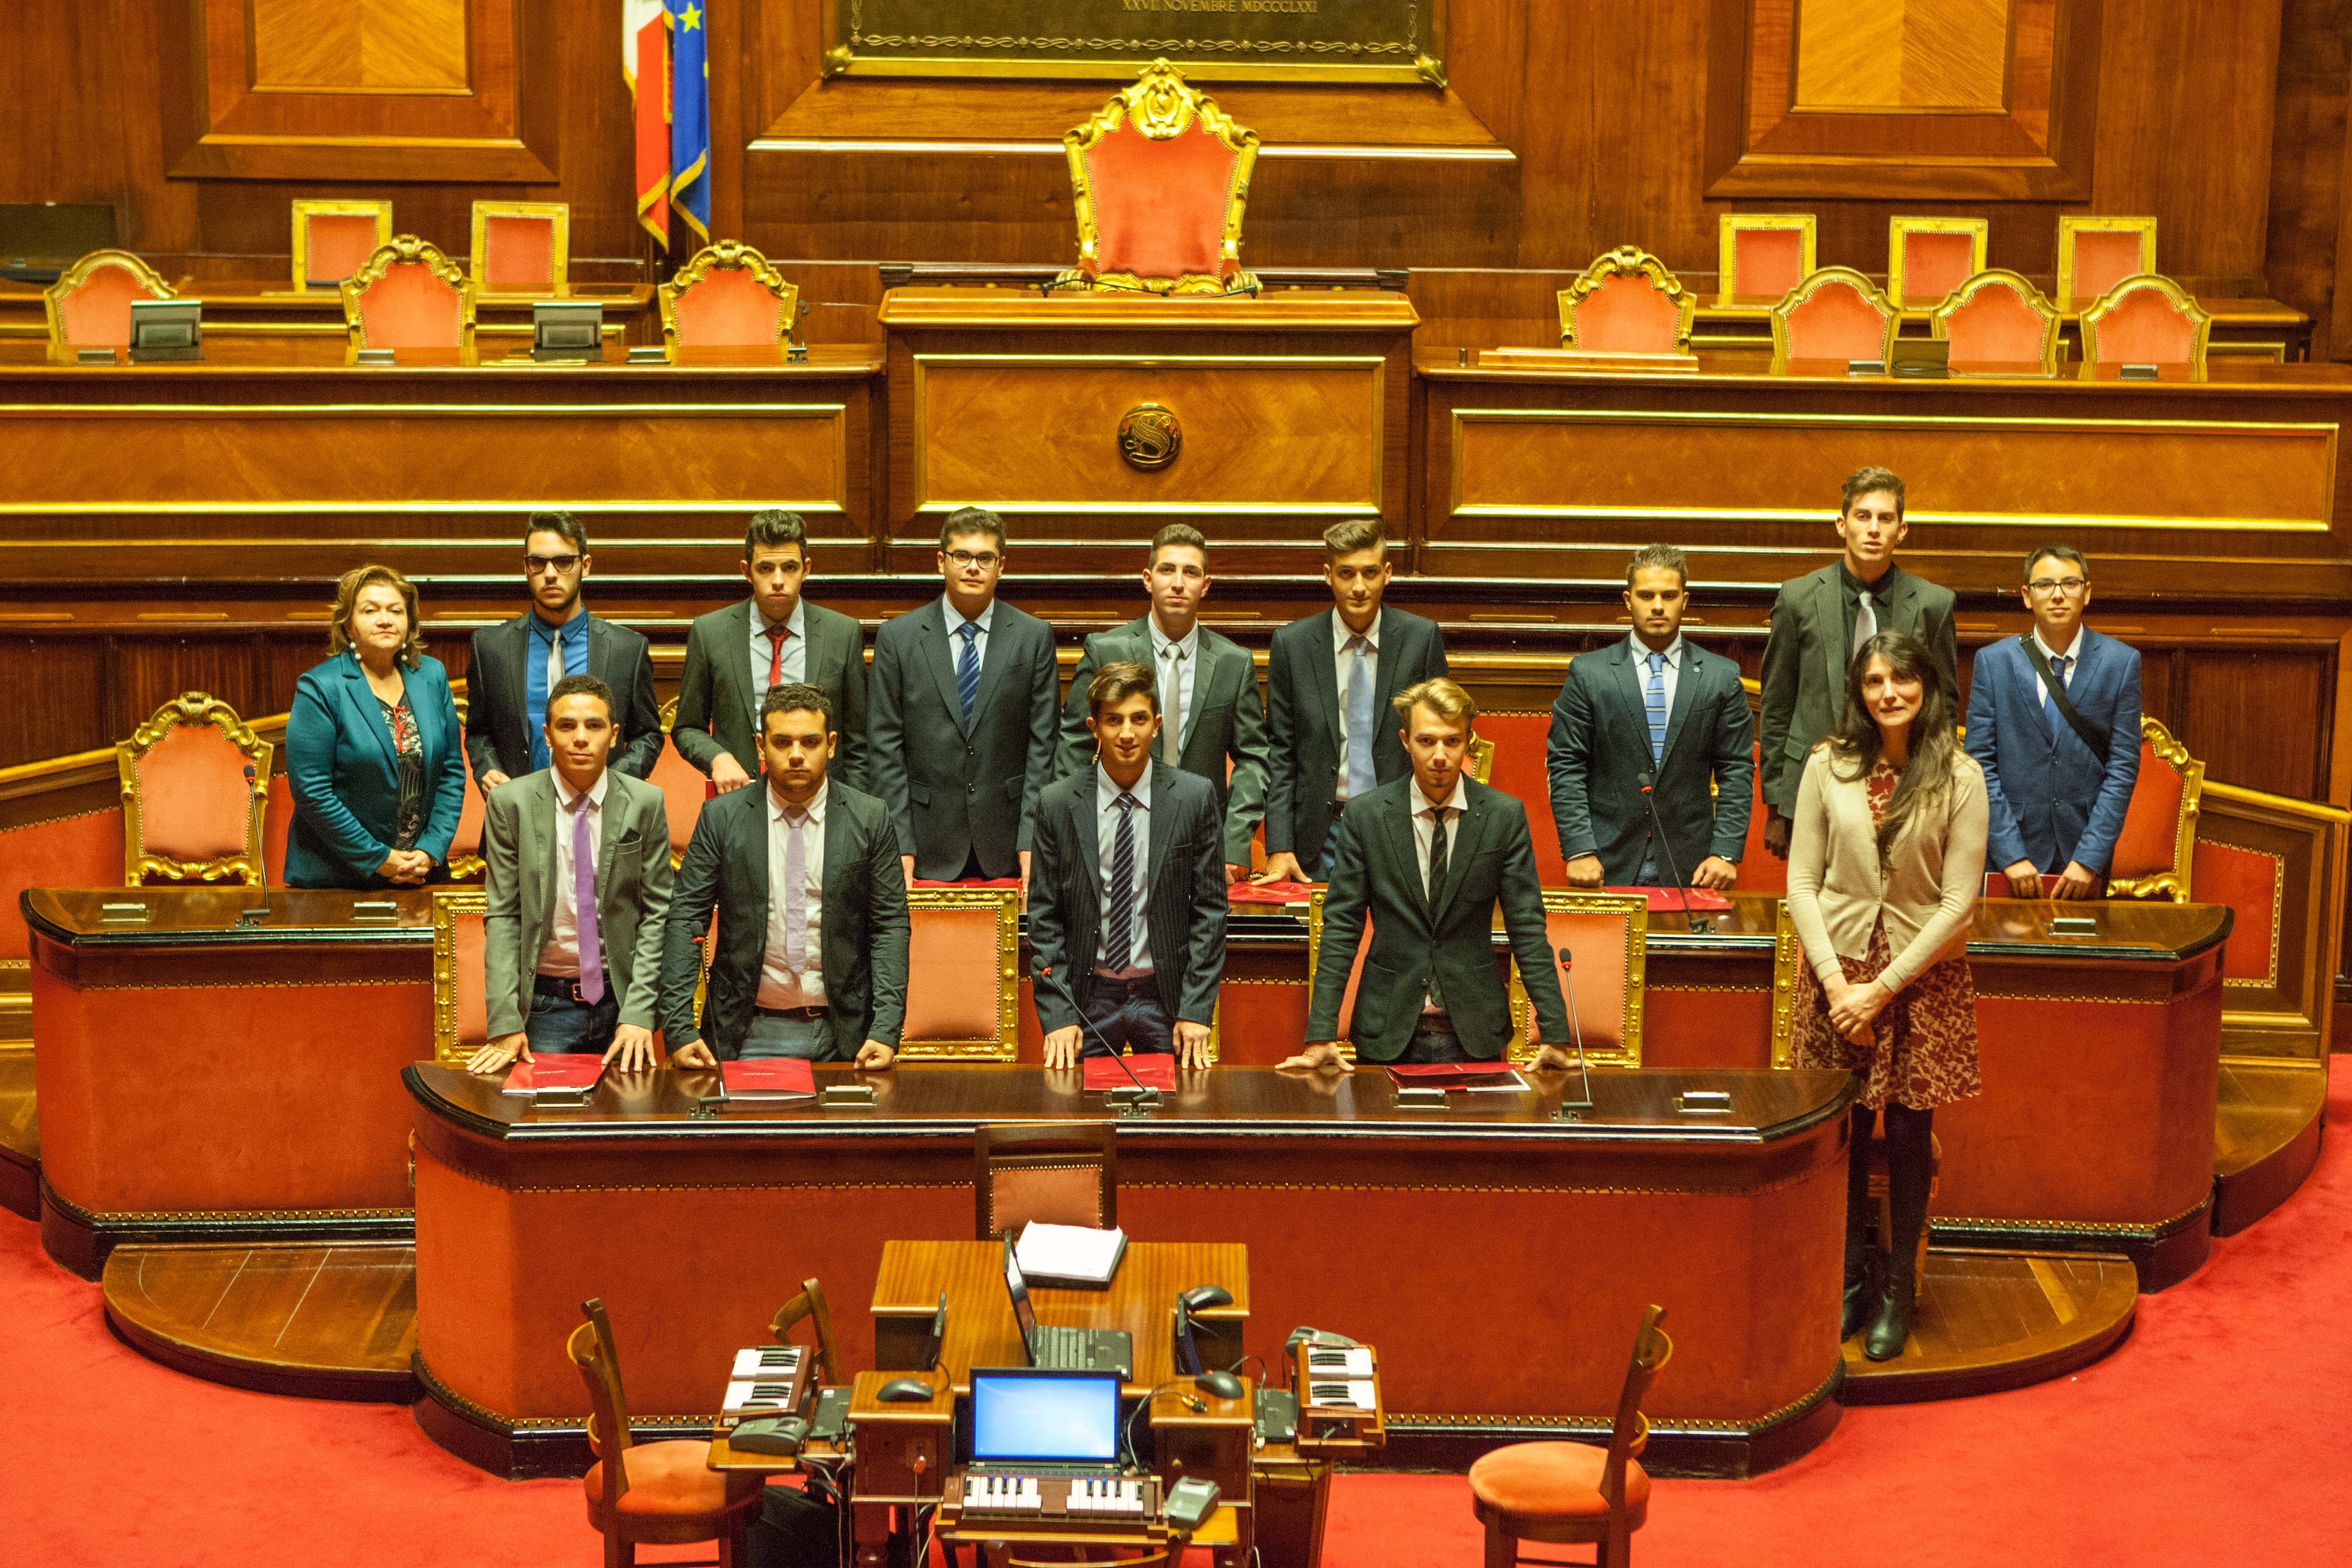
[465,512,663,788]
[1965,543,2142,899]
[1031,662,1229,1070]
[1059,524,1269,881]
[1257,518,1449,885]
[1547,544,1753,889]
[1285,680,1575,1071]
[1759,466,1958,858]
[673,509,870,795]
[868,506,1060,886]
[466,676,674,1074]
[659,684,907,1067]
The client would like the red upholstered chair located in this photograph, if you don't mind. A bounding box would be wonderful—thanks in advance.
[570,1298,761,1568]
[43,249,173,363]
[431,889,489,1065]
[1470,1305,1672,1568]
[2105,717,2204,902]
[1931,269,2062,374]
[1886,218,1988,309]
[2057,215,2157,309]
[445,765,488,883]
[1717,214,1816,301]
[116,692,271,886]
[339,235,477,364]
[653,701,713,869]
[2080,274,2211,376]
[900,889,1019,1060]
[1305,891,1379,1063]
[292,200,393,291]
[1769,268,1901,372]
[1508,892,1648,1068]
[658,241,800,361]
[770,1278,844,1385]
[1557,246,1695,356]
[469,200,568,296]
[1060,57,1259,295]
[976,1123,1117,1239]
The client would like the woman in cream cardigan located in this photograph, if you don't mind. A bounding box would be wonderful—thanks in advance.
[1786,630,1988,1362]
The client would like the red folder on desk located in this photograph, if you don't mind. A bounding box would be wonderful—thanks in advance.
[722,1058,815,1096]
[1229,880,1316,904]
[1387,1062,1528,1091]
[1604,885,1734,912]
[1984,872,2063,898]
[503,1054,605,1095]
[1083,1054,1177,1091]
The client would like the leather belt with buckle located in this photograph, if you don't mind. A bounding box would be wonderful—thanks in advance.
[754,1004,829,1021]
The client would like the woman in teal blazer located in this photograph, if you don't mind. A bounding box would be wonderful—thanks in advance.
[285,564,466,889]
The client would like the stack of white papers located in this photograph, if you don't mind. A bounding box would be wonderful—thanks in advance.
[1015,1221,1128,1288]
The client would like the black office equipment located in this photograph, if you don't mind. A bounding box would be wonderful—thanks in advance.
[920,1289,948,1372]
[532,299,604,362]
[1164,1476,1221,1532]
[1172,1284,1230,1375]
[878,1376,938,1403]
[0,202,117,283]
[730,1414,808,1456]
[1002,1233,1132,1378]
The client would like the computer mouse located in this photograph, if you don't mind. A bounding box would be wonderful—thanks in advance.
[878,1377,936,1402]
[1195,1370,1244,1401]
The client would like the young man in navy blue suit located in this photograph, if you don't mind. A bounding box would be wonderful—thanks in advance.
[1964,543,2142,899]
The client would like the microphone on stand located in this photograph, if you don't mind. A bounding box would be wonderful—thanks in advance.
[1636,771,1708,935]
[1037,964,1159,1110]
[238,763,272,928]
[1553,946,1593,1117]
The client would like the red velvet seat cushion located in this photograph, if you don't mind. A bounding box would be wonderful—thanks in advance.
[58,263,165,348]
[1784,279,1890,361]
[1575,273,1679,353]
[354,264,463,349]
[584,1440,759,1538]
[1083,120,1238,281]
[1469,1441,1650,1525]
[1944,282,2050,363]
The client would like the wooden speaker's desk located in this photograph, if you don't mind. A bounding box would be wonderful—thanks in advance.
[404,1062,1853,1478]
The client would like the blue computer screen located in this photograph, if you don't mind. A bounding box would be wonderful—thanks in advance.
[970,1373,1120,1462]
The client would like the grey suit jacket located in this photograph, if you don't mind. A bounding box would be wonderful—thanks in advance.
[1057,618,1269,864]
[1027,762,1229,1031]
[1264,607,1449,860]
[1546,640,1754,884]
[482,770,674,1037]
[867,597,1060,880]
[1304,777,1570,1063]
[672,598,870,791]
[465,610,663,783]
[1758,564,1958,814]
[656,780,911,1060]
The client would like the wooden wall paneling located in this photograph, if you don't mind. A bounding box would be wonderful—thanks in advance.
[2264,0,2351,363]
[114,635,266,732]
[0,638,110,766]
[2179,647,2328,801]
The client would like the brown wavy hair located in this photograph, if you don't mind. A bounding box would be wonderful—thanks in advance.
[326,563,428,670]
[1823,630,1958,860]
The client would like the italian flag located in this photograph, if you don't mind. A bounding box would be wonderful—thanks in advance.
[624,0,669,246]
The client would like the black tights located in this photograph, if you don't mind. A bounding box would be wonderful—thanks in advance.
[1844,1102,1935,1284]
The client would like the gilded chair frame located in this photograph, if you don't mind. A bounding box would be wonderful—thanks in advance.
[2107,717,2205,902]
[1555,245,1696,354]
[116,691,272,886]
[656,240,801,361]
[1768,898,1803,1068]
[2078,273,2212,376]
[43,249,174,363]
[1886,217,1988,309]
[431,887,489,1066]
[656,695,691,871]
[445,690,486,882]
[338,235,479,364]
[901,887,1022,1060]
[2056,215,2157,307]
[1717,213,1817,299]
[1768,267,1900,374]
[1303,888,1361,1065]
[291,200,393,292]
[468,200,570,297]
[1504,890,1648,1069]
[1060,58,1261,296]
[1928,268,2062,374]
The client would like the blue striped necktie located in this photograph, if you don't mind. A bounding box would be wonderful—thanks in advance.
[1104,792,1138,969]
[955,621,981,722]
[1344,636,1376,799]
[1645,650,1668,766]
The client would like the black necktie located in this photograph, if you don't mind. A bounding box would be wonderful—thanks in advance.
[1103,792,1138,970]
[1425,805,1451,1011]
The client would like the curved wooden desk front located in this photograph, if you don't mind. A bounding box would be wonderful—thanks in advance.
[405,1063,1855,1480]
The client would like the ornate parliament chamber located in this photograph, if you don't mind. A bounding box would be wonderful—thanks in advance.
[4,3,2351,1565]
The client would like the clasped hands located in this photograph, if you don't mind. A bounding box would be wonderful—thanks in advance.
[376,848,434,886]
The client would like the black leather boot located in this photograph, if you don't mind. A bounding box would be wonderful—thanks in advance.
[1841,1265,1875,1341]
[1864,1266,1916,1361]
[1867,1105,1934,1361]
[1840,1105,1876,1340]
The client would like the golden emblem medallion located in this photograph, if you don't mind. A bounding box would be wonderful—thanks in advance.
[1117,403,1181,471]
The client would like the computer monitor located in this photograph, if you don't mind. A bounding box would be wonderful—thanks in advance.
[1001,1232,1039,1347]
[969,1369,1121,1465]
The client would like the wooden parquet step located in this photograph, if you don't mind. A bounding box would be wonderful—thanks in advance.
[0,1047,36,1221]
[1842,1247,2136,1404]
[2212,1058,2328,1235]
[103,1241,418,1402]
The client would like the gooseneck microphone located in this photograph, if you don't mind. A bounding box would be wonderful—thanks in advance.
[1636,771,1708,935]
[1554,946,1593,1114]
[238,763,272,929]
[1036,964,1159,1108]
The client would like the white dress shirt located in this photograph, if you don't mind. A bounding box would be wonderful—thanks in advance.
[758,780,828,1010]
[1093,763,1154,976]
[944,595,996,679]
[1148,617,1200,751]
[1628,631,1685,721]
[1410,774,1469,1014]
[537,769,609,978]
[1331,608,1382,802]
[2030,626,2085,708]
[750,597,808,708]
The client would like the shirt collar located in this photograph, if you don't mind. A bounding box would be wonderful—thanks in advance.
[532,603,588,643]
[753,598,806,639]
[1628,631,1685,667]
[944,596,996,636]
[769,778,829,825]
[1333,608,1382,653]
[2033,626,2086,664]
[1840,561,1901,599]
[553,767,610,810]
[1415,774,1469,816]
[1148,617,1198,661]
[1097,762,1153,811]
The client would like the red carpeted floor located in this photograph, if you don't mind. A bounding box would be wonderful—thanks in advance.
[8,1059,2351,1566]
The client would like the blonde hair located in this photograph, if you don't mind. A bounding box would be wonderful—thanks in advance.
[1392,677,1477,729]
[327,563,427,669]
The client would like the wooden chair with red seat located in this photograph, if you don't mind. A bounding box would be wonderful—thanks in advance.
[1304,889,1378,1064]
[653,698,714,870]
[2103,717,2204,901]
[1930,269,2062,374]
[976,1123,1117,1240]
[116,692,272,886]
[292,199,392,292]
[2079,273,2212,378]
[1469,1305,1671,1568]
[1886,217,1987,311]
[1556,246,1696,357]
[769,1276,844,1385]
[1768,267,1900,373]
[43,249,174,364]
[431,888,490,1065]
[658,240,802,362]
[900,888,1021,1061]
[339,235,478,365]
[2056,215,2157,310]
[1506,892,1648,1068]
[1058,57,1260,296]
[1717,214,1815,301]
[570,1296,762,1568]
[469,199,569,297]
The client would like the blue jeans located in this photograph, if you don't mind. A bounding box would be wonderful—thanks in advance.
[1080,973,1174,1059]
[743,1011,838,1061]
[1395,1019,1471,1064]
[524,983,618,1054]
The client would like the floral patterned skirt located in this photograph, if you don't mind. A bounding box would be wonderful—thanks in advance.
[1792,915,1982,1111]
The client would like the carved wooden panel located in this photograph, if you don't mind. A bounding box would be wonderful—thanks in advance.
[1791,0,2010,111]
[252,0,469,93]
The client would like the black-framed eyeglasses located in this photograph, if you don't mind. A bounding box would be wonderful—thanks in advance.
[944,549,1002,569]
[2025,577,2088,595]
[526,554,583,573]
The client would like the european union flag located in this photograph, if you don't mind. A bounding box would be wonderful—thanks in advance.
[666,0,711,241]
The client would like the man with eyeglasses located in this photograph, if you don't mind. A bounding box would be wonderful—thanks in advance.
[1964,543,2141,900]
[465,512,662,790]
[868,506,1059,887]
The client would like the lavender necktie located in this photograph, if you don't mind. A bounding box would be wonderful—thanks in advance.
[784,807,810,970]
[570,791,603,1004]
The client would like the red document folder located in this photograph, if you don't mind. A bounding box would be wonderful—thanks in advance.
[1984,872,2064,898]
[722,1058,816,1096]
[503,1054,605,1095]
[1229,880,1316,904]
[1082,1054,1177,1091]
[1387,1062,1529,1091]
[1603,885,1735,912]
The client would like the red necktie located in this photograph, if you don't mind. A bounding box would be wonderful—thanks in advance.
[765,624,791,691]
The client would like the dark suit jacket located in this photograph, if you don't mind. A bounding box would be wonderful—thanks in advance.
[284,652,465,889]
[1964,629,2143,875]
[1264,607,1449,860]
[1546,639,1754,884]
[1304,777,1570,1063]
[465,610,662,783]
[1027,762,1228,1031]
[482,770,673,1036]
[1057,617,1269,864]
[657,780,910,1060]
[672,598,870,791]
[867,597,1060,879]
[1758,564,1957,814]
